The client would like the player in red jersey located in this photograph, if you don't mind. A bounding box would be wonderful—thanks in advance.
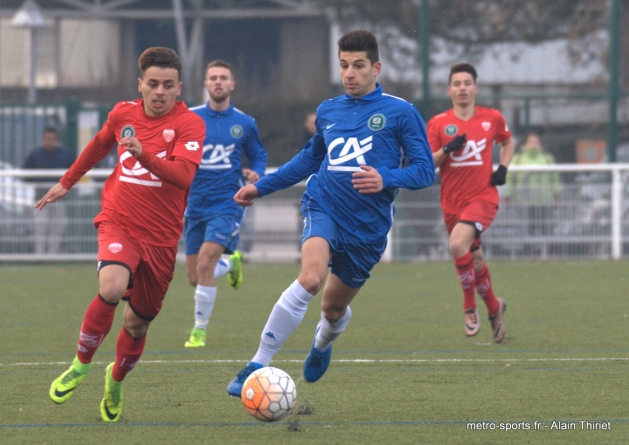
[427,63,515,343]
[37,47,205,422]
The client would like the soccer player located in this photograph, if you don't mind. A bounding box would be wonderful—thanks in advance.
[184,60,268,348]
[427,63,515,343]
[38,47,205,422]
[226,30,435,396]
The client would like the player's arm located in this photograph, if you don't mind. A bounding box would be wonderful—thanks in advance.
[490,137,515,186]
[243,121,268,184]
[253,133,326,197]
[35,117,117,210]
[365,106,435,193]
[125,139,197,189]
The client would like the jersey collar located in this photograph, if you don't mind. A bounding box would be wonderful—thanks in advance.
[344,83,383,102]
[206,101,234,117]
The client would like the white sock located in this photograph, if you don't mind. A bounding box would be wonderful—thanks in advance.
[314,306,352,351]
[214,258,231,279]
[252,280,314,366]
[193,285,217,329]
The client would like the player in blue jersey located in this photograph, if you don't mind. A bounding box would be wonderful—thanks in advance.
[184,60,268,348]
[226,30,435,396]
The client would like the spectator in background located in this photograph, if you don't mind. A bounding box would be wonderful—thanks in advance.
[23,127,75,254]
[297,112,317,148]
[506,133,562,255]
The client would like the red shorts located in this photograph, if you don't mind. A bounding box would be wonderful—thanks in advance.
[97,221,177,320]
[443,200,498,251]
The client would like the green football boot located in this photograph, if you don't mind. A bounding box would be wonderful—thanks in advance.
[228,251,244,290]
[100,363,124,422]
[49,357,92,404]
[184,327,207,348]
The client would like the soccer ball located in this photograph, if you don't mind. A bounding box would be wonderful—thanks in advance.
[241,367,297,421]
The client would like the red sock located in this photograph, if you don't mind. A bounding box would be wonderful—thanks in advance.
[76,295,118,364]
[454,252,476,310]
[112,328,146,382]
[475,263,499,315]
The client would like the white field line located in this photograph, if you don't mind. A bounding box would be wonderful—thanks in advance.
[1,357,627,366]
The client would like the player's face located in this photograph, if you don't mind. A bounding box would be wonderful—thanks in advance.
[138,67,182,117]
[448,72,478,108]
[205,67,235,103]
[339,51,381,98]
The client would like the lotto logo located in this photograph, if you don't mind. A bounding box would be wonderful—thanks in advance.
[185,141,200,151]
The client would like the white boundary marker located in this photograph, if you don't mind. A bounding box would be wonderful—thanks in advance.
[2,357,627,366]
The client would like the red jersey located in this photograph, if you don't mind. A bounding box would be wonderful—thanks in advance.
[427,106,511,215]
[61,100,205,246]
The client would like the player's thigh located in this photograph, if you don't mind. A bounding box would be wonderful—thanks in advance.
[126,244,178,321]
[202,213,243,255]
[449,222,478,254]
[97,221,141,301]
[298,236,332,293]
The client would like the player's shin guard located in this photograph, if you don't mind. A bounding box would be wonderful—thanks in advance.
[475,263,499,315]
[76,294,118,364]
[454,252,476,310]
[314,307,352,351]
[193,285,217,329]
[112,328,146,382]
[252,280,314,366]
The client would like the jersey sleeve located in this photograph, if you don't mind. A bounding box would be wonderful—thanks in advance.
[243,119,268,178]
[255,132,326,197]
[378,105,435,191]
[493,111,511,144]
[60,107,118,189]
[426,117,443,154]
[171,113,205,165]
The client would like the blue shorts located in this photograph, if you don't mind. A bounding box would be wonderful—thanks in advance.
[185,213,243,256]
[301,196,386,289]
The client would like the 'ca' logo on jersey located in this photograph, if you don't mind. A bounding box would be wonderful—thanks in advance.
[121,125,135,138]
[230,125,243,138]
[368,113,386,131]
[445,125,458,136]
[450,138,486,167]
[327,136,373,172]
[200,143,235,170]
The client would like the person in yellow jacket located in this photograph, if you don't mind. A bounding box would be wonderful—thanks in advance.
[506,133,562,255]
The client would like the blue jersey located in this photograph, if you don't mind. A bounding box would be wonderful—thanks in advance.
[186,102,268,218]
[255,84,435,243]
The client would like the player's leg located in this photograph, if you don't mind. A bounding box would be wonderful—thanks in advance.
[101,303,150,422]
[185,240,224,348]
[449,221,481,336]
[50,223,136,404]
[227,236,330,396]
[304,273,359,382]
[472,246,506,343]
[101,244,175,421]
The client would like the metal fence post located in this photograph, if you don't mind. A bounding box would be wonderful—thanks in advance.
[611,166,622,259]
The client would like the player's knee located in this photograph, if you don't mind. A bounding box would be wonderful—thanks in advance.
[449,238,469,258]
[98,283,126,303]
[321,304,349,323]
[297,270,326,295]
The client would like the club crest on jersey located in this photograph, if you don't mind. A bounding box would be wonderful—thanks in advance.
[368,113,386,131]
[121,125,135,138]
[445,125,458,136]
[482,122,491,131]
[163,129,175,142]
[108,242,123,254]
[230,125,243,138]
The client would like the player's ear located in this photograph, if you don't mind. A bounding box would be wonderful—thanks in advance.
[137,78,142,93]
[372,61,381,76]
[177,82,183,97]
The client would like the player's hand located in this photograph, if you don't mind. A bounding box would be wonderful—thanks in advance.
[120,136,142,158]
[352,165,383,194]
[243,168,260,184]
[490,165,508,186]
[443,134,467,154]
[234,184,260,206]
[34,183,69,210]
